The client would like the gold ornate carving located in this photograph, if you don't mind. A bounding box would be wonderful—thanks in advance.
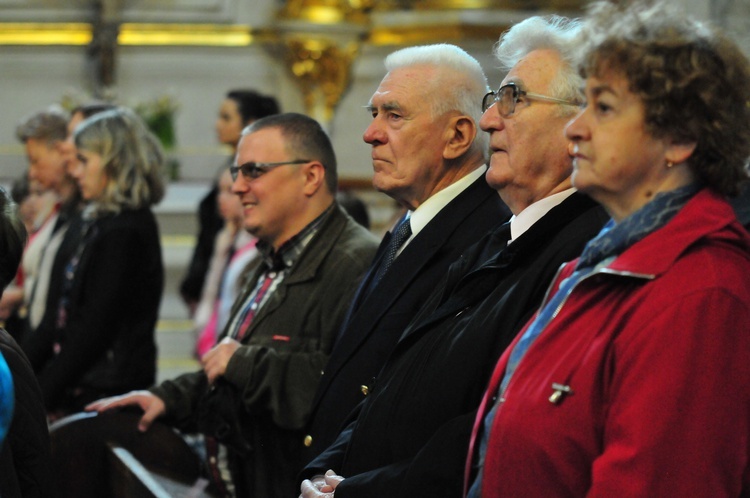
[278,0,375,25]
[282,37,360,124]
[274,0,371,125]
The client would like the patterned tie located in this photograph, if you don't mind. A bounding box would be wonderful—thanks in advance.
[371,217,412,287]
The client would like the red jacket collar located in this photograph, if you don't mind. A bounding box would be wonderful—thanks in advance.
[603,188,750,277]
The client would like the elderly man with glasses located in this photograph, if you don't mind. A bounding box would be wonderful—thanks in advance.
[299,15,608,498]
[89,113,379,498]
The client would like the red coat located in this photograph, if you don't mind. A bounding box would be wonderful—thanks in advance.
[468,189,750,497]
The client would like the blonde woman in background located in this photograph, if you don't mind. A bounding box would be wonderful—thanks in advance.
[24,107,165,418]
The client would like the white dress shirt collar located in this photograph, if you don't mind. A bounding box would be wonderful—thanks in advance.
[508,188,576,243]
[405,165,487,246]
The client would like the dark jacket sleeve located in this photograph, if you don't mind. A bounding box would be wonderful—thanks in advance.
[0,330,53,498]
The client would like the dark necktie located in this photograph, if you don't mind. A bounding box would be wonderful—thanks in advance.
[371,217,412,287]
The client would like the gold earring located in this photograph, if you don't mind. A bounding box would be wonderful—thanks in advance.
[666,160,674,169]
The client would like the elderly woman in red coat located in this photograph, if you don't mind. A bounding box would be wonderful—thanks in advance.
[466,2,750,497]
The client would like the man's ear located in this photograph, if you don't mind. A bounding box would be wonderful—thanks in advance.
[302,161,327,197]
[443,116,476,160]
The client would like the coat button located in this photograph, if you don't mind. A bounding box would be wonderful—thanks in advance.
[361,385,369,396]
[304,435,313,447]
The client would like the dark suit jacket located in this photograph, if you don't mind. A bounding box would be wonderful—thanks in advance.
[0,330,53,498]
[304,193,609,498]
[301,175,510,463]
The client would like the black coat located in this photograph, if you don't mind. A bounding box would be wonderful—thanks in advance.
[301,175,510,463]
[0,329,53,498]
[304,193,609,498]
[23,207,164,412]
[180,181,224,303]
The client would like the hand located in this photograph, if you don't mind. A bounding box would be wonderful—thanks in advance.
[85,390,166,432]
[300,470,345,497]
[201,337,241,384]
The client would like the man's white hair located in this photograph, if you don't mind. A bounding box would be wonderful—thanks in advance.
[385,44,490,159]
[494,15,584,113]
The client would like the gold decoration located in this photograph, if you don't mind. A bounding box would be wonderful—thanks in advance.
[282,37,361,124]
[279,0,375,25]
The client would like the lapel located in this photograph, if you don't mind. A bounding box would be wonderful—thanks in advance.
[396,192,601,344]
[320,175,498,384]
[341,230,393,323]
[398,222,515,341]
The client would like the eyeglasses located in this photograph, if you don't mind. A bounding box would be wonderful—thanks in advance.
[230,160,311,181]
[482,82,578,116]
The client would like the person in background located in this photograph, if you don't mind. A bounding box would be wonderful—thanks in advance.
[300,16,609,498]
[44,102,117,321]
[300,44,510,468]
[0,175,56,339]
[6,103,114,342]
[0,189,53,497]
[14,108,72,342]
[180,90,280,315]
[88,113,379,498]
[467,2,750,496]
[335,191,370,230]
[23,107,165,418]
[193,167,257,358]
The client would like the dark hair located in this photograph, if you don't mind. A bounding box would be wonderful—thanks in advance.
[337,190,370,230]
[579,0,750,196]
[10,174,30,205]
[16,108,68,145]
[0,189,27,291]
[244,113,338,194]
[226,90,280,125]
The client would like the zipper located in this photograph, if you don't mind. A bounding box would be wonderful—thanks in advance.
[500,265,656,402]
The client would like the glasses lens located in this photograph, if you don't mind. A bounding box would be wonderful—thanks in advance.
[499,85,517,117]
[231,163,262,181]
[482,92,497,113]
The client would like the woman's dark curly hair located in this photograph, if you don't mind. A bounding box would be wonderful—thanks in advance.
[578,0,750,196]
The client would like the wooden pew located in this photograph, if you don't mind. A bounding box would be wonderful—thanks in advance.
[49,411,218,497]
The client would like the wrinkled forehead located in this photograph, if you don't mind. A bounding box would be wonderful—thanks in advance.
[369,65,438,109]
[500,48,564,93]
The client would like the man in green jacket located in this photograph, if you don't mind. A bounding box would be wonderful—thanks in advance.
[88,113,379,498]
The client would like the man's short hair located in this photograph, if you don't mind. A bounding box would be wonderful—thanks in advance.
[385,44,490,159]
[494,16,584,114]
[16,107,69,145]
[242,113,338,194]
